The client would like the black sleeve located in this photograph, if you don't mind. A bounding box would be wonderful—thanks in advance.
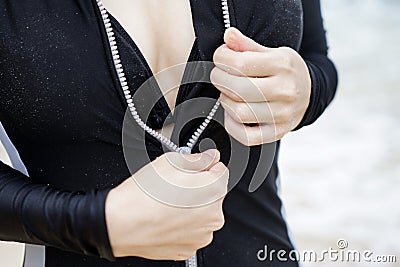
[294,0,338,130]
[0,160,115,261]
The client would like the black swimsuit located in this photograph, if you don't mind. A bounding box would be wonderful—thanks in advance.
[0,0,337,266]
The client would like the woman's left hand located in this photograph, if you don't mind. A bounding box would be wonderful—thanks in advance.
[211,27,311,146]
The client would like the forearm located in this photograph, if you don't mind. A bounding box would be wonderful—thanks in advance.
[294,0,338,130]
[0,161,115,260]
[295,53,338,129]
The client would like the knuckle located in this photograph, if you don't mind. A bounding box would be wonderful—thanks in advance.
[281,87,297,102]
[280,58,292,72]
[214,215,225,230]
[200,233,214,248]
[287,81,301,97]
[274,125,288,141]
[277,47,294,71]
[275,106,291,123]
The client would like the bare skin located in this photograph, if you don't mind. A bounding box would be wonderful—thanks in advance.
[102,0,229,261]
[102,0,195,110]
[106,150,228,260]
[211,28,311,145]
[101,0,311,261]
[103,0,195,139]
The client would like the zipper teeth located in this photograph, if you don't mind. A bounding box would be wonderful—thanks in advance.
[96,0,223,154]
[222,0,231,29]
[96,0,231,266]
[187,2,231,267]
[96,0,180,152]
[186,0,231,151]
[186,255,198,267]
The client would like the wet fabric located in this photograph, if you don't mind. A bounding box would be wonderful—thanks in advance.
[0,0,337,266]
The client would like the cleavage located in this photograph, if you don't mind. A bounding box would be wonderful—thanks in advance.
[101,0,196,111]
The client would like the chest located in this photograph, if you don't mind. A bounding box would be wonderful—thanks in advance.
[101,0,196,109]
[0,0,303,143]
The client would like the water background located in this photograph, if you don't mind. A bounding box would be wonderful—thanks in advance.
[279,0,400,266]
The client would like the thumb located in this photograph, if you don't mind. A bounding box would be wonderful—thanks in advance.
[224,27,266,52]
[166,149,221,172]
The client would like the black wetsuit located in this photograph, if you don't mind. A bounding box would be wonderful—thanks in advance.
[0,0,337,266]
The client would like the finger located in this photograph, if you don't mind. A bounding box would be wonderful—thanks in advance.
[169,161,228,207]
[264,101,294,125]
[208,161,228,176]
[220,94,293,125]
[165,149,220,173]
[224,27,266,52]
[211,67,286,102]
[224,111,286,146]
[220,94,273,124]
[213,45,283,77]
[210,67,265,102]
[207,162,229,198]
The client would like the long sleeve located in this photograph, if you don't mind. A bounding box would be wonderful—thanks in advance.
[295,0,338,130]
[0,160,115,261]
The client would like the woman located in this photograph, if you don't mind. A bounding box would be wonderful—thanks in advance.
[0,0,337,266]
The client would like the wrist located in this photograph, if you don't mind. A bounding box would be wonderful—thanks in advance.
[104,178,146,258]
[105,185,131,257]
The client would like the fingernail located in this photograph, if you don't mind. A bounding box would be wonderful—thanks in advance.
[224,29,241,51]
[224,28,235,42]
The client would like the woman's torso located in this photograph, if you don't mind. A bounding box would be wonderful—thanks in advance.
[102,0,196,139]
[0,0,303,266]
[102,0,195,110]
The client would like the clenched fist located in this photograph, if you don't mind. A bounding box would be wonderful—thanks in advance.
[211,27,311,146]
[105,149,228,260]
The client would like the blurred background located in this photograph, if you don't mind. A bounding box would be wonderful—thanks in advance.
[280,0,400,266]
[1,0,399,266]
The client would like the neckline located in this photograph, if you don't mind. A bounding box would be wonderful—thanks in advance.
[93,0,230,154]
[105,7,199,120]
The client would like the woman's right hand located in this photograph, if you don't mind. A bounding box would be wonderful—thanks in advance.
[105,149,229,260]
